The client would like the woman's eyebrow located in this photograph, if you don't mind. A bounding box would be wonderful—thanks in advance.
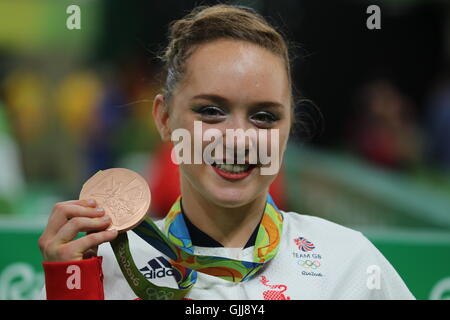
[191,94,229,105]
[191,93,285,109]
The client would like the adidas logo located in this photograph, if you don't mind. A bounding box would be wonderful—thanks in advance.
[139,256,174,279]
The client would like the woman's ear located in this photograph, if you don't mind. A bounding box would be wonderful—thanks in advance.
[152,94,171,142]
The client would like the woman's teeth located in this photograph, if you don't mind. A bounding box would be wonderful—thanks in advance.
[214,163,251,173]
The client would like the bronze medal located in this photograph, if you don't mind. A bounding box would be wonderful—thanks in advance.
[79,168,151,232]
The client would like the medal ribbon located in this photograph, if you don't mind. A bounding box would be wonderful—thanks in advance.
[110,194,283,300]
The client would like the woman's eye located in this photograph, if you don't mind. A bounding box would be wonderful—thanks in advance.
[194,105,225,118]
[251,111,279,125]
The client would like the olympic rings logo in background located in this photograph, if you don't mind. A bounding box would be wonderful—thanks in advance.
[297,259,321,269]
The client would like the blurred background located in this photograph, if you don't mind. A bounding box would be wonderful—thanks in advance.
[0,0,449,300]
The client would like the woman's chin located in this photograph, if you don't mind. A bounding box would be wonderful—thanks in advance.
[202,182,260,208]
[204,165,258,207]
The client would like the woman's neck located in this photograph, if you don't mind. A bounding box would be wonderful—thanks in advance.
[180,183,268,248]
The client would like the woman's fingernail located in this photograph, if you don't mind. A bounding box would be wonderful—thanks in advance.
[109,229,118,235]
[87,199,95,205]
[101,215,110,221]
[96,207,104,212]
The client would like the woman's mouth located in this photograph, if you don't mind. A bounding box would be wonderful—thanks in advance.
[211,162,257,181]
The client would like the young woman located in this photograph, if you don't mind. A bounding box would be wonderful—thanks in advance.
[38,4,414,300]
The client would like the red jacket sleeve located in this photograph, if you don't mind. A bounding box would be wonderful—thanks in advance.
[42,256,104,300]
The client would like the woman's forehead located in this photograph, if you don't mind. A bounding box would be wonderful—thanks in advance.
[179,39,290,105]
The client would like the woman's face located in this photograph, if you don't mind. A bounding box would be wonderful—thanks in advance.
[155,39,291,208]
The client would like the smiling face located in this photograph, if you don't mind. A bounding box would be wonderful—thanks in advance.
[153,39,292,208]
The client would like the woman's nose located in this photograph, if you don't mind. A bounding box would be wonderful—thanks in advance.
[222,116,257,163]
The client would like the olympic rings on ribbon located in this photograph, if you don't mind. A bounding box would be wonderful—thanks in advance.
[297,259,321,269]
[145,287,175,300]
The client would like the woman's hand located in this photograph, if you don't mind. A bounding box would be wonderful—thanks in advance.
[38,199,118,262]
